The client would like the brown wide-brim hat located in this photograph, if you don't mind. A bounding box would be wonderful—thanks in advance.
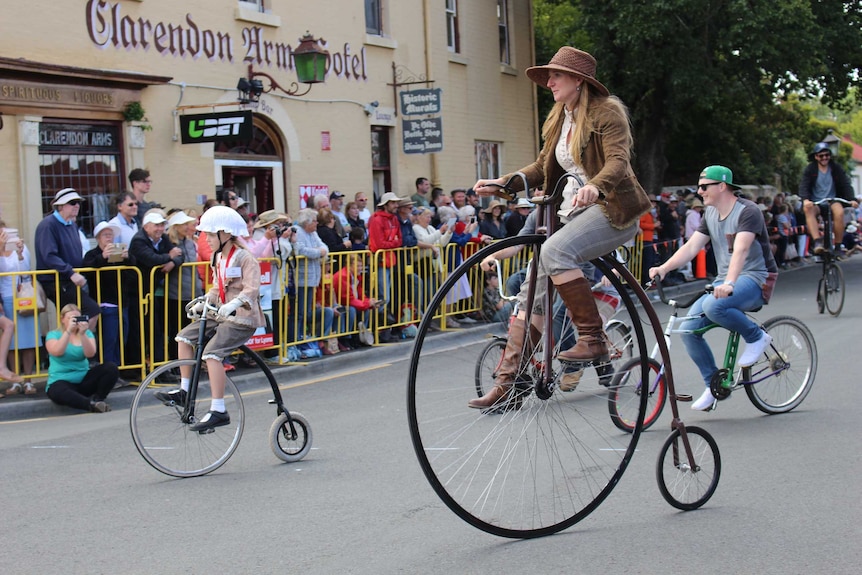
[525,47,609,97]
[254,209,290,229]
[482,200,504,214]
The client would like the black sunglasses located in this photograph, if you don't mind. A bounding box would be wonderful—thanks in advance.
[125,202,138,207]
[67,200,81,206]
[815,153,831,159]
[698,182,721,191]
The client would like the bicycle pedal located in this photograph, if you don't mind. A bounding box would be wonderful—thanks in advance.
[676,394,693,402]
[558,358,588,368]
[197,428,216,435]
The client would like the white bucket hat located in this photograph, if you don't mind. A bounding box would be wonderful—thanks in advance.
[93,221,121,240]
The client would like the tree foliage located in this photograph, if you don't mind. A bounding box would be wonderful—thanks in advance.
[532,0,862,192]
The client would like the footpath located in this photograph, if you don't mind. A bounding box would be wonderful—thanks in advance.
[0,260,817,423]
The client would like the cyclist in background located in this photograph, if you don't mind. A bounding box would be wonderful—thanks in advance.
[799,142,857,254]
[650,165,778,411]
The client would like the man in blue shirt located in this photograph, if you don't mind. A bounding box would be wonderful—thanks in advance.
[35,188,101,331]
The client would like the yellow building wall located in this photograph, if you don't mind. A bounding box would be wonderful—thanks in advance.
[0,0,539,240]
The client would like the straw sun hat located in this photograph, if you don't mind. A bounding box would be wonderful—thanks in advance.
[525,47,609,97]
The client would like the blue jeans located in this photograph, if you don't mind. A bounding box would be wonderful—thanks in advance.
[99,305,127,366]
[681,277,765,387]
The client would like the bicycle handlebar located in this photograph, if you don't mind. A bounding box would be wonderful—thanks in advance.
[185,296,219,319]
[651,277,710,309]
[481,172,593,207]
[482,172,531,202]
[813,197,854,206]
[494,259,519,303]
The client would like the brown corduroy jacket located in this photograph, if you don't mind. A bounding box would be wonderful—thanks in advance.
[506,97,651,230]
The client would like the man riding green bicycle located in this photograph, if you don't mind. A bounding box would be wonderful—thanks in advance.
[650,165,778,411]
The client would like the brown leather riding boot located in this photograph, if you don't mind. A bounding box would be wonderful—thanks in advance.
[555,277,608,362]
[468,317,539,409]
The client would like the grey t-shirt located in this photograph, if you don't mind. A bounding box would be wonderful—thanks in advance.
[813,170,834,202]
[697,197,778,284]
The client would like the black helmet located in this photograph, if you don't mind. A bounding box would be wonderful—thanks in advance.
[811,142,832,156]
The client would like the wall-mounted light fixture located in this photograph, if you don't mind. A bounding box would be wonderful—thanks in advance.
[238,32,329,103]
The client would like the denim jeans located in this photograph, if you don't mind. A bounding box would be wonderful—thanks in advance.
[681,276,765,387]
[98,304,128,366]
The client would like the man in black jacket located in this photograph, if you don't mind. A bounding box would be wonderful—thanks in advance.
[799,142,858,254]
[129,211,182,369]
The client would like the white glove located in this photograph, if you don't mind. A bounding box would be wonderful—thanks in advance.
[188,300,206,319]
[217,298,243,318]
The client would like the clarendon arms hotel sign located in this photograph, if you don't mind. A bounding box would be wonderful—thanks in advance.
[84,0,370,82]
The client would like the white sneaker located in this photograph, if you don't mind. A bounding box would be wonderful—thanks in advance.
[738,331,772,367]
[691,388,716,411]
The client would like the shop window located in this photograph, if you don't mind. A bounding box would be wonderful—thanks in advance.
[38,122,124,237]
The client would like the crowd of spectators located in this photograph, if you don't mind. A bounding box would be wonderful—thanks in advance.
[3,168,861,404]
[639,186,862,287]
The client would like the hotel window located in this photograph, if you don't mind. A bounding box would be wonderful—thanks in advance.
[446,0,460,53]
[366,0,384,35]
[475,141,502,181]
[371,127,392,201]
[238,0,265,12]
[497,0,510,65]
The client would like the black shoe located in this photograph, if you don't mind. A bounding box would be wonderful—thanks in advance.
[190,410,230,433]
[154,388,187,406]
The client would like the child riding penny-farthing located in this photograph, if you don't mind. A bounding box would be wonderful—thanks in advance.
[130,206,311,477]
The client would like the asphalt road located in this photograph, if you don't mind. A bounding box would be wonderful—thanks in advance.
[1,257,860,574]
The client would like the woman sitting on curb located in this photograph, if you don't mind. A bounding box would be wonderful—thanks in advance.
[45,303,118,412]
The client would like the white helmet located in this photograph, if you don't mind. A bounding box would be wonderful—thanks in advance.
[197,206,249,237]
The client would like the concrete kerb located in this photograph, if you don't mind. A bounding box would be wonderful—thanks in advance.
[0,324,495,423]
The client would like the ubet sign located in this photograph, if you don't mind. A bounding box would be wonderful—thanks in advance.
[180,111,253,144]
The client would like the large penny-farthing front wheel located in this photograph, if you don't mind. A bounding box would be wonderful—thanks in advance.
[407,236,649,538]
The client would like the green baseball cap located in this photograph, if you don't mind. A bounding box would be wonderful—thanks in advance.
[699,165,741,189]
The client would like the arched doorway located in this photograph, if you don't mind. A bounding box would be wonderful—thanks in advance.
[214,116,285,214]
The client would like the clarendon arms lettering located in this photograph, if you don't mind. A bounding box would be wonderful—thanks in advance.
[85,0,367,81]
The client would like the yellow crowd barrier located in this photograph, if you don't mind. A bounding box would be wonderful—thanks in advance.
[2,238,645,383]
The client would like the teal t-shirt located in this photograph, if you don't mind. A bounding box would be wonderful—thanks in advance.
[46,329,93,389]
